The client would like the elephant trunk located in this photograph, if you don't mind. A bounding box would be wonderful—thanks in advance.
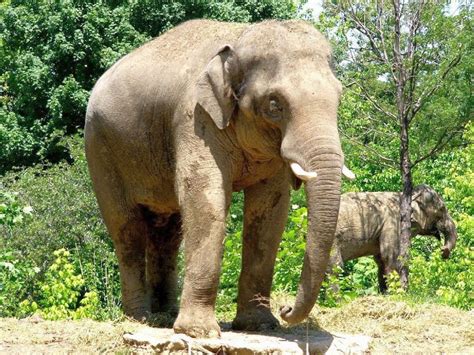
[280,149,342,324]
[441,217,457,259]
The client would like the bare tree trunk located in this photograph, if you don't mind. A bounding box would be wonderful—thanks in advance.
[393,0,412,289]
[399,118,412,289]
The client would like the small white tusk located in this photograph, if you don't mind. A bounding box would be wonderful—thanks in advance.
[290,162,318,181]
[342,165,356,180]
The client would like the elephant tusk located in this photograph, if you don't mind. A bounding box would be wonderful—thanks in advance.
[290,162,317,181]
[342,165,356,180]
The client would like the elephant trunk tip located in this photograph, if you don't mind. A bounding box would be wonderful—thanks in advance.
[279,305,307,324]
[441,246,451,259]
[279,305,294,323]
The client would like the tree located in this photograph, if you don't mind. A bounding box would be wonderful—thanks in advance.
[319,1,472,287]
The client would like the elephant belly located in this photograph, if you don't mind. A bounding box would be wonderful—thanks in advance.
[134,187,179,215]
[340,240,380,261]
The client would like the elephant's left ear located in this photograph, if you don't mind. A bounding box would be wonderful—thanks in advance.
[196,45,239,130]
[411,198,425,227]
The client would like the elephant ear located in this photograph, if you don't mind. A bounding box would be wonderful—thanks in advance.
[196,45,239,130]
[411,195,427,229]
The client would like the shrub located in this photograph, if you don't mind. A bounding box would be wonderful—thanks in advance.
[0,190,32,229]
[0,190,37,316]
[0,135,121,318]
[19,248,104,320]
[0,249,39,317]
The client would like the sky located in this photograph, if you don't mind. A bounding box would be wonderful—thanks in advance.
[300,0,464,18]
[301,0,323,19]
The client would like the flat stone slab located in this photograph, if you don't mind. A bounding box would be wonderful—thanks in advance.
[123,327,371,354]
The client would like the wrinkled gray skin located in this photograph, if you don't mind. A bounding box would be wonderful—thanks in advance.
[85,20,344,338]
[329,184,457,293]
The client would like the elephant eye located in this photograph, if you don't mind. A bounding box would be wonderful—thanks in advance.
[265,96,283,121]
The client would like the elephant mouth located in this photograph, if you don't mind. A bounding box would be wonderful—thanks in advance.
[432,229,441,240]
[288,161,356,182]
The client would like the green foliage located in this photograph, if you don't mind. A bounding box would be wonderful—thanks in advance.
[19,248,103,320]
[319,266,353,308]
[0,249,39,317]
[0,190,32,228]
[386,271,405,296]
[274,206,307,293]
[129,0,297,36]
[0,1,148,172]
[409,244,473,309]
[345,257,379,296]
[0,135,121,318]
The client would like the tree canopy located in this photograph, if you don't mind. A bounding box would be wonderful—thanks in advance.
[319,1,472,177]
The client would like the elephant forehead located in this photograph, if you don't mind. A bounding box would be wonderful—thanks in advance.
[236,20,332,62]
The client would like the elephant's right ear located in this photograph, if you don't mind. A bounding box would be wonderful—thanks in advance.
[196,45,239,130]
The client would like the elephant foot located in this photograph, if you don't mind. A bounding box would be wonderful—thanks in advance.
[173,307,221,338]
[147,311,177,328]
[124,307,149,322]
[151,301,179,318]
[232,308,280,331]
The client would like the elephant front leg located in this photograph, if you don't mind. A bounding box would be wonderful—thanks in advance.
[326,245,344,294]
[232,168,291,331]
[173,169,231,338]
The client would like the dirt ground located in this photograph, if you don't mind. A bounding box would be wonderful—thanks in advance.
[0,296,472,354]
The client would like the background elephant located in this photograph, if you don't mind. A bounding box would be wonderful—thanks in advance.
[85,20,352,337]
[328,184,457,292]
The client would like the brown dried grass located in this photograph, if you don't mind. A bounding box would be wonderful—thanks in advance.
[273,294,474,353]
[1,296,472,354]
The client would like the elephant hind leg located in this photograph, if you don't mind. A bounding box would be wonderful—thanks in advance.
[92,205,151,320]
[87,171,150,318]
[143,209,182,317]
[374,254,388,294]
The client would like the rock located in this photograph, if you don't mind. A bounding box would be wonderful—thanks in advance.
[123,327,371,354]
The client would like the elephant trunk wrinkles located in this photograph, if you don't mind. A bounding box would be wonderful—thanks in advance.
[441,217,457,259]
[280,152,342,324]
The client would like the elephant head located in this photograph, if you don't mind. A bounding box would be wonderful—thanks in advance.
[196,21,352,324]
[411,184,457,259]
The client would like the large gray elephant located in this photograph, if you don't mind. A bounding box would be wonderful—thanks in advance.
[328,184,457,292]
[85,20,353,338]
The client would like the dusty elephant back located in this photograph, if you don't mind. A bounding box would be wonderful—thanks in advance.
[338,192,401,232]
[87,20,248,130]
